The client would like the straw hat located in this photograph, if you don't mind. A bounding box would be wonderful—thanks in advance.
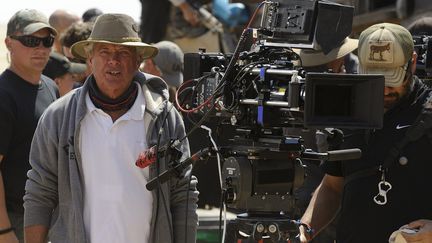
[71,13,158,60]
[294,38,358,67]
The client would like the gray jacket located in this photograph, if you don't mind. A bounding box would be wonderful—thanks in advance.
[24,72,198,243]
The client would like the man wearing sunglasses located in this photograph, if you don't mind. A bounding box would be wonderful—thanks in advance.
[0,9,58,243]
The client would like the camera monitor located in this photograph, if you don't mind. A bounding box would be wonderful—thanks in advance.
[259,0,354,53]
[304,73,384,129]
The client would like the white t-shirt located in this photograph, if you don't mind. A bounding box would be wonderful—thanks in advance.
[80,84,153,243]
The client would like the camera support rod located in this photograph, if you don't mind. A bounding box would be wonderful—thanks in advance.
[146,147,214,191]
[250,68,299,76]
[302,148,362,161]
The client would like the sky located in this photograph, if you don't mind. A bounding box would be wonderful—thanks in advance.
[0,0,142,24]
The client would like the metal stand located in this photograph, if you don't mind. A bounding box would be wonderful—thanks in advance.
[229,213,300,243]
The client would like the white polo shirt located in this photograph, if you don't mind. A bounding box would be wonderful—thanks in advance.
[80,83,153,243]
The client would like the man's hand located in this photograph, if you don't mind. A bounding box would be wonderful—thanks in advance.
[178,2,199,26]
[0,231,19,243]
[298,224,313,243]
[402,219,432,243]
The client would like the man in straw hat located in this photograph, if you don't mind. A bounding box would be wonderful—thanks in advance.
[24,13,198,243]
[288,37,359,243]
[294,37,359,74]
[298,23,432,243]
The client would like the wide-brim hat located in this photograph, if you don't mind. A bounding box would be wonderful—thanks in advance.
[71,13,158,60]
[294,38,359,67]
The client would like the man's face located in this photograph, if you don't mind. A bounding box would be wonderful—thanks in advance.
[141,59,161,77]
[6,28,53,74]
[383,78,410,111]
[326,56,345,73]
[55,72,77,97]
[383,53,417,111]
[88,43,140,98]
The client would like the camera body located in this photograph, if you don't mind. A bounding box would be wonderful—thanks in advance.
[413,35,432,80]
[181,0,384,216]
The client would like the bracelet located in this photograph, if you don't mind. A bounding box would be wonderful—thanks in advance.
[0,227,15,235]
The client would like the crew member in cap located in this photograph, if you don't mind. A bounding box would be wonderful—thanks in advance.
[299,23,432,243]
[0,9,58,243]
[43,52,87,96]
[141,40,184,103]
[24,13,198,243]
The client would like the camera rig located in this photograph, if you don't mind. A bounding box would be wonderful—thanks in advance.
[147,0,385,242]
[413,35,432,81]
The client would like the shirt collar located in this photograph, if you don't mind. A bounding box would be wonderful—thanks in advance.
[85,82,146,121]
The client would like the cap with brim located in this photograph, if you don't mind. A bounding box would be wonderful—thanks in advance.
[152,41,184,87]
[68,62,87,74]
[22,22,57,36]
[7,9,57,36]
[43,52,87,79]
[162,72,183,88]
[358,23,413,87]
[294,38,358,67]
[359,65,407,87]
[71,13,158,60]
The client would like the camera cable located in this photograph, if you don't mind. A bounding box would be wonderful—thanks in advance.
[200,125,228,243]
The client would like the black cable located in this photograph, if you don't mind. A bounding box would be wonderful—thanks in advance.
[184,165,193,243]
[152,101,176,242]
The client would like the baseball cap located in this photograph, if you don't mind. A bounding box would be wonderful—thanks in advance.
[7,9,57,36]
[152,41,184,88]
[358,23,414,87]
[294,38,359,67]
[43,52,87,80]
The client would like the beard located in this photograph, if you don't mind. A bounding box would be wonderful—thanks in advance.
[384,78,412,111]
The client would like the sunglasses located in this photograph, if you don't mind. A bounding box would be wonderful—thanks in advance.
[9,35,55,48]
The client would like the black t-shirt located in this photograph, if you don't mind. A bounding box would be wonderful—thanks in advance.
[323,77,432,243]
[0,69,58,213]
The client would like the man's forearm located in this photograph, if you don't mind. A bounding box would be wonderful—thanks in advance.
[24,225,49,243]
[0,172,12,229]
[301,175,343,237]
[0,171,19,242]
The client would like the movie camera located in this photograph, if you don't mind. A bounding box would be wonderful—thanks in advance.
[413,35,432,80]
[147,0,385,242]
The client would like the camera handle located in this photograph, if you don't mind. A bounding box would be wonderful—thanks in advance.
[146,147,215,190]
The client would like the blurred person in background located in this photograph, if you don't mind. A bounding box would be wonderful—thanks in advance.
[60,21,94,83]
[81,7,103,22]
[140,40,183,103]
[48,9,80,54]
[43,51,87,96]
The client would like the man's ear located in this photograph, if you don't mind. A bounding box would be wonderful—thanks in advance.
[5,37,12,51]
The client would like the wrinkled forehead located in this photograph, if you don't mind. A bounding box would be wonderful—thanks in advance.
[93,42,137,52]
